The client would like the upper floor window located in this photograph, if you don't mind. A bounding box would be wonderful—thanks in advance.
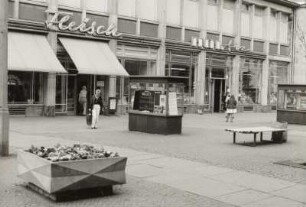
[137,0,158,21]
[280,13,289,44]
[86,0,108,13]
[167,0,181,25]
[58,0,81,9]
[253,6,264,39]
[269,10,278,42]
[208,0,218,5]
[118,0,136,17]
[223,0,235,10]
[183,0,199,28]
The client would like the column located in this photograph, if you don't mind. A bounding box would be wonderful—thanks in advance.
[44,0,58,117]
[156,0,167,76]
[108,0,118,99]
[231,55,240,99]
[14,0,19,19]
[260,7,271,108]
[250,4,255,51]
[0,0,9,156]
[196,0,207,109]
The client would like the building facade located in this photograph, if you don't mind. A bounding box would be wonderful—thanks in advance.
[6,0,304,116]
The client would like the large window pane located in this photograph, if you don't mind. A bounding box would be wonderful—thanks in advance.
[8,72,32,104]
[183,0,199,28]
[137,0,157,21]
[254,6,264,39]
[207,4,218,31]
[56,75,67,113]
[269,61,288,105]
[118,0,136,17]
[167,0,181,25]
[239,58,263,105]
[125,60,148,75]
[58,0,81,8]
[86,0,108,13]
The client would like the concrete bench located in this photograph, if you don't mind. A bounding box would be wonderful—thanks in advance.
[225,126,287,146]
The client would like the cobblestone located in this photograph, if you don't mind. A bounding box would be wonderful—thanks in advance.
[9,112,306,183]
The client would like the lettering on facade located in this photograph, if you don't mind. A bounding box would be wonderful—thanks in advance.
[191,37,247,52]
[45,11,121,37]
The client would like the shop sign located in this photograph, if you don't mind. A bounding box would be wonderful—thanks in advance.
[45,11,121,37]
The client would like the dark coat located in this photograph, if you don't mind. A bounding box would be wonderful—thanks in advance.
[90,95,103,109]
[227,97,237,109]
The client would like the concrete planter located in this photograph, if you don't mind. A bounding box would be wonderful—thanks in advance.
[17,150,127,194]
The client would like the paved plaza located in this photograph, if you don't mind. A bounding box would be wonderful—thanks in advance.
[1,112,306,206]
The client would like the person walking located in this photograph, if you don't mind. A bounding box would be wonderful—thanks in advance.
[225,94,237,122]
[78,86,87,115]
[90,89,103,129]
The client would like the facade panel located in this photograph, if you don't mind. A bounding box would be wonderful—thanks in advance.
[183,0,199,28]
[207,4,218,31]
[137,0,157,21]
[166,0,181,25]
[86,0,108,13]
[118,0,136,17]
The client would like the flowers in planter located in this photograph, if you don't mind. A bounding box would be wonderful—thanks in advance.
[26,144,119,162]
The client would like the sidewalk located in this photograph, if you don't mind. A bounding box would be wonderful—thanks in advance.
[1,113,306,206]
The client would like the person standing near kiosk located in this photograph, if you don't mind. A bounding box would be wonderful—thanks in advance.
[90,89,103,129]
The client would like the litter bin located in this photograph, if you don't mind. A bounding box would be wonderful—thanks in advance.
[272,122,288,143]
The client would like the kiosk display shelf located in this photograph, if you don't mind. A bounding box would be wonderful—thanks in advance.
[277,84,306,125]
[128,76,186,134]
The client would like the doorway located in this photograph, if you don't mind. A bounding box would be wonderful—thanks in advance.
[212,79,226,112]
[76,75,94,115]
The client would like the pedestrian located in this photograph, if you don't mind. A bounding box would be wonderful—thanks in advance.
[78,86,87,115]
[225,94,237,122]
[90,88,103,129]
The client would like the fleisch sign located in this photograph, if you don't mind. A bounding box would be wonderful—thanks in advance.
[45,11,121,37]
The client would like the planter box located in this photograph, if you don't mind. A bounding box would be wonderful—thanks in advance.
[17,150,127,194]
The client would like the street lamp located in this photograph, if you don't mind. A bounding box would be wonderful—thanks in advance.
[0,0,10,157]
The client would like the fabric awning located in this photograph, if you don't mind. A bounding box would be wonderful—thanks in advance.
[8,32,66,73]
[59,38,129,76]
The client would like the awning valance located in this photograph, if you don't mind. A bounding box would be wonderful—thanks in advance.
[8,32,66,73]
[59,38,129,76]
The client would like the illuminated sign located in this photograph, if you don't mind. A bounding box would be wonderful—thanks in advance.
[45,11,121,37]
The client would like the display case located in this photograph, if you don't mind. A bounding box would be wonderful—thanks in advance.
[129,76,187,134]
[277,84,306,125]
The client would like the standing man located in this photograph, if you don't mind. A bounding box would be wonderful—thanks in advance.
[78,86,87,115]
[90,89,103,129]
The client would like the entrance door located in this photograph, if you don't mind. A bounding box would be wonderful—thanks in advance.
[76,75,96,115]
[67,75,77,115]
[212,79,225,112]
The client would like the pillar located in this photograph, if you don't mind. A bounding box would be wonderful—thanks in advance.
[44,0,58,117]
[232,55,240,99]
[108,0,118,99]
[0,0,9,156]
[261,59,269,106]
[156,0,167,76]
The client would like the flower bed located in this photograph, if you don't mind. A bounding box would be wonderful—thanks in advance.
[18,144,127,194]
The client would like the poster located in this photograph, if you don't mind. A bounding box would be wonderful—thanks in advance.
[109,98,116,110]
[300,95,306,110]
[168,92,178,115]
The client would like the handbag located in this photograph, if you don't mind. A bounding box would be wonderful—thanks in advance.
[86,109,92,126]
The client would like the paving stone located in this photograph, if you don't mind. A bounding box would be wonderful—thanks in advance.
[242,196,306,207]
[210,171,296,192]
[127,164,165,178]
[216,189,272,206]
[272,184,306,204]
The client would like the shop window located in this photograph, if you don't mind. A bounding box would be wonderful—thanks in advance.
[86,0,108,13]
[167,0,181,25]
[56,75,67,113]
[118,0,136,17]
[239,58,263,105]
[8,72,43,104]
[268,61,288,105]
[125,60,148,75]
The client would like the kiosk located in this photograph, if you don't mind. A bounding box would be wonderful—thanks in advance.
[128,76,186,134]
[277,84,306,125]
